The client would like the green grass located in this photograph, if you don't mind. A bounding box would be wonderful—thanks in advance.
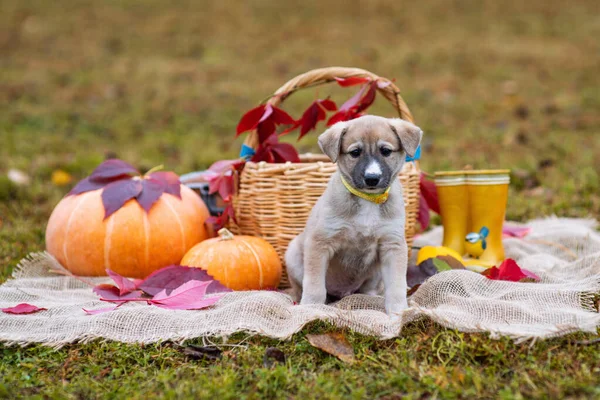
[1,0,600,398]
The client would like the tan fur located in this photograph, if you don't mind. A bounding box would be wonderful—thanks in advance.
[285,115,423,319]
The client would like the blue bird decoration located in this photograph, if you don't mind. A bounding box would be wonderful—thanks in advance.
[465,226,489,258]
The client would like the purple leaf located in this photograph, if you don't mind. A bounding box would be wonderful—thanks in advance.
[1,303,47,314]
[259,103,274,123]
[136,265,232,296]
[339,84,370,112]
[83,305,122,315]
[148,171,181,199]
[101,179,143,219]
[93,284,146,301]
[106,269,138,295]
[150,280,224,310]
[90,159,139,181]
[136,178,166,212]
[68,177,107,196]
[207,159,246,174]
[503,224,531,238]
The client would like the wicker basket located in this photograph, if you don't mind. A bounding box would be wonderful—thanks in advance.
[230,67,421,288]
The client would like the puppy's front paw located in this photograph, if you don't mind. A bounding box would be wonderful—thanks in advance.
[386,299,408,321]
[300,291,327,305]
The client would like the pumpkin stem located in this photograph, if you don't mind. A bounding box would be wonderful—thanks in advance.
[145,164,164,176]
[217,228,235,240]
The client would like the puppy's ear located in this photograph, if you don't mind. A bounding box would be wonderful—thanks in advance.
[389,119,423,158]
[318,122,348,163]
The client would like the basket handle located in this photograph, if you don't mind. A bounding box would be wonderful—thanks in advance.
[242,66,415,150]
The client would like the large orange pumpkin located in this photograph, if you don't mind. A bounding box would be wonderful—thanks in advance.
[46,185,210,278]
[181,228,282,290]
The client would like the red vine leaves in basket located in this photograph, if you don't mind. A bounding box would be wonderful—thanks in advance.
[281,98,338,140]
[333,76,373,87]
[69,159,182,219]
[206,203,237,232]
[327,80,379,126]
[206,159,245,202]
[251,132,300,164]
[236,104,296,143]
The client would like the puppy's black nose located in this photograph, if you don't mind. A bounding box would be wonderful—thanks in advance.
[364,174,380,187]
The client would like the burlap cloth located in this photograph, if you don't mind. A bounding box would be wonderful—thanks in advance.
[1,218,599,346]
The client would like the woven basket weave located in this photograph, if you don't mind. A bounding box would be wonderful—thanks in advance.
[230,67,421,288]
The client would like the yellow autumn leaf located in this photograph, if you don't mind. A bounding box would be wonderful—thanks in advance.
[51,170,73,186]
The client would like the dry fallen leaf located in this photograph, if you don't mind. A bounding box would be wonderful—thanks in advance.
[263,347,286,367]
[306,332,356,364]
[181,345,222,362]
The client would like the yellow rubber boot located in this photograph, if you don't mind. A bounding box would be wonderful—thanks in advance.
[434,172,469,255]
[464,170,510,266]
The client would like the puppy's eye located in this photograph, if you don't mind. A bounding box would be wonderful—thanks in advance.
[349,148,362,158]
[380,147,392,157]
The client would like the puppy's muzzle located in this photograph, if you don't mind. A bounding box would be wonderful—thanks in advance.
[362,159,385,189]
[364,173,381,188]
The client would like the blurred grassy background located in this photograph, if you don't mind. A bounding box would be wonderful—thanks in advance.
[1,1,599,397]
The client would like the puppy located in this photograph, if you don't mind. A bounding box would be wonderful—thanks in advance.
[285,115,423,317]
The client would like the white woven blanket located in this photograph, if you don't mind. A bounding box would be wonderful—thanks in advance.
[1,218,599,346]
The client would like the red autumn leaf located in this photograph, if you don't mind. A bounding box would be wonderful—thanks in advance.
[334,76,372,87]
[256,119,277,143]
[355,82,377,113]
[420,173,440,214]
[236,105,267,136]
[136,265,232,296]
[89,159,139,181]
[101,179,143,219]
[251,134,300,164]
[106,269,138,295]
[320,98,338,112]
[208,173,236,202]
[282,98,338,139]
[338,83,370,112]
[92,284,146,301]
[148,171,181,198]
[149,280,224,310]
[482,259,540,282]
[272,142,301,163]
[327,82,377,126]
[208,159,246,174]
[1,303,47,314]
[236,104,296,143]
[417,192,431,230]
[269,105,296,125]
[206,204,237,232]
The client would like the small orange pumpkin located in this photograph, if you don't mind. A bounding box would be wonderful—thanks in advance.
[181,228,282,290]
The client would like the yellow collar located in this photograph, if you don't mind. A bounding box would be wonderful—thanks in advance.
[340,174,391,205]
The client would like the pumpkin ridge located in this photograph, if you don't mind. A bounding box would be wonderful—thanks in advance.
[238,237,264,289]
[142,213,150,270]
[62,194,87,271]
[103,212,116,272]
[162,196,186,255]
